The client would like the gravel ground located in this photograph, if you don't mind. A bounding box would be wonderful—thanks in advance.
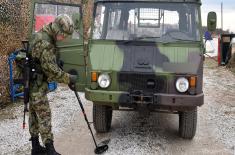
[0,86,83,155]
[0,59,234,155]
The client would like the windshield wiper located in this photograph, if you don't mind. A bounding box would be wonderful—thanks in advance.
[122,36,198,44]
[122,36,160,44]
[161,40,201,45]
[134,36,160,40]
[163,31,196,42]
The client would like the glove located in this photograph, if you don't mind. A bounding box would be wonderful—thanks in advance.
[57,60,64,69]
[68,74,78,91]
[69,74,77,84]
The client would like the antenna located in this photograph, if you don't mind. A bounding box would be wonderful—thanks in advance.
[221,2,223,32]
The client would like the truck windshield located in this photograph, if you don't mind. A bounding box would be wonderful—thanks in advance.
[92,2,201,42]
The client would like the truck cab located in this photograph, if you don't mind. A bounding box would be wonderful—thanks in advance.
[88,0,205,139]
[30,0,216,139]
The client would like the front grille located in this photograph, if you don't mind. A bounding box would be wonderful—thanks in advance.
[118,73,167,93]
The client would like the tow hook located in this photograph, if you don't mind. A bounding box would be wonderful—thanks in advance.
[130,90,153,104]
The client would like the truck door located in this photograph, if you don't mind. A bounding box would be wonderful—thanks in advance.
[32,1,86,91]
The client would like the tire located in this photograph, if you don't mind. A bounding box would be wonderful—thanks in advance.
[93,104,113,133]
[179,108,197,139]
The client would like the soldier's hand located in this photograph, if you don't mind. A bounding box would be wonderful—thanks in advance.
[69,74,77,84]
[68,83,76,91]
[68,74,78,91]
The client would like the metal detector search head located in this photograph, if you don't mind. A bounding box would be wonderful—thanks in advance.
[95,144,109,154]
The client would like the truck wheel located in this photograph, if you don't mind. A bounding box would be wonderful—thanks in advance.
[179,108,197,139]
[93,104,113,133]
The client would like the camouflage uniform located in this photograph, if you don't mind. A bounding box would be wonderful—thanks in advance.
[29,14,74,145]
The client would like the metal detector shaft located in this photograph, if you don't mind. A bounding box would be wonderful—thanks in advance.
[74,90,98,147]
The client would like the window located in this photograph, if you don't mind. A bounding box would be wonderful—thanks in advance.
[93,2,200,42]
[33,3,80,39]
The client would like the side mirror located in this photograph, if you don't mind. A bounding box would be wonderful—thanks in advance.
[72,13,81,31]
[207,12,217,32]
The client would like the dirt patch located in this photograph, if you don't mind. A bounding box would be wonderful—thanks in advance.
[0,101,22,120]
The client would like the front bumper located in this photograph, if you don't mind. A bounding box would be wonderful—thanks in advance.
[85,88,204,108]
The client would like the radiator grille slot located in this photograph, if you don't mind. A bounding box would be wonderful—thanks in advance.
[118,73,167,93]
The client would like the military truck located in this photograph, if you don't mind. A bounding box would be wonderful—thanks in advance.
[30,0,216,139]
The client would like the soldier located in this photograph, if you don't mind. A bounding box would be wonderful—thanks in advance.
[29,14,77,155]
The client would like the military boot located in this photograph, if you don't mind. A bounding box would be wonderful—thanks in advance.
[31,136,46,155]
[45,140,61,155]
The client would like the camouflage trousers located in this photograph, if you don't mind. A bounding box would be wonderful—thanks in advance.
[29,95,53,145]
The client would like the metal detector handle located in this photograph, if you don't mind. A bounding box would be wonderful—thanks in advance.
[73,89,109,154]
[73,90,98,147]
[74,90,86,118]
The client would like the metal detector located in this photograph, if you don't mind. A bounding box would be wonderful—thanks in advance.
[73,89,109,154]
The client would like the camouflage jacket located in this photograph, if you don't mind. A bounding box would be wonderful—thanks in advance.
[29,24,70,102]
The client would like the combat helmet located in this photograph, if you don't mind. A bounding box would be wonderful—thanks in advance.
[51,14,74,37]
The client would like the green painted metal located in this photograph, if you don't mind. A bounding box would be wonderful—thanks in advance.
[57,39,86,91]
[87,0,204,106]
[89,41,201,68]
[207,12,217,32]
[29,0,205,109]
[29,0,87,91]
[87,40,202,91]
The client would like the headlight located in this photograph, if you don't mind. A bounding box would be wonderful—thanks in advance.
[176,77,189,93]
[98,73,111,88]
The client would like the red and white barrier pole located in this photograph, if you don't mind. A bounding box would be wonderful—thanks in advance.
[218,36,221,66]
